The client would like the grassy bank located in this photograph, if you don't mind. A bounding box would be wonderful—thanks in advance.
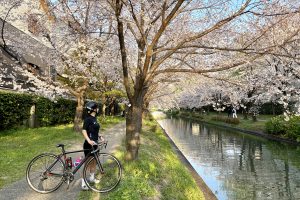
[0,116,124,189]
[167,110,300,143]
[168,110,274,133]
[79,119,205,200]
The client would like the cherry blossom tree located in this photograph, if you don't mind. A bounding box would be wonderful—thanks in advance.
[2,0,299,160]
[153,4,300,121]
[157,53,300,121]
[109,0,300,160]
[32,0,122,131]
[1,0,122,131]
[1,0,69,99]
[56,39,121,131]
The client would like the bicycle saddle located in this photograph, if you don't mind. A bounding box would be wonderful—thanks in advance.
[56,144,65,148]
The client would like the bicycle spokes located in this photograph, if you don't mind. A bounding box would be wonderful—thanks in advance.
[83,153,122,193]
[26,154,64,193]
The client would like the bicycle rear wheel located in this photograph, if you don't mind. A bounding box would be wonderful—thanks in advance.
[26,153,65,193]
[83,153,122,193]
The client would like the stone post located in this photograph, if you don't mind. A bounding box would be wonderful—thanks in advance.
[29,104,36,128]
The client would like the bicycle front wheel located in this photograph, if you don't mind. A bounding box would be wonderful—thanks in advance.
[83,153,122,193]
[26,153,65,193]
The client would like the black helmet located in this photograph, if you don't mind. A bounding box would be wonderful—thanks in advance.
[85,101,98,113]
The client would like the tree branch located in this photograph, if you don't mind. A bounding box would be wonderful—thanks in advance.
[154,54,261,76]
[128,0,146,43]
[150,0,251,73]
[142,0,185,80]
[0,2,23,61]
[247,9,300,17]
[115,0,133,103]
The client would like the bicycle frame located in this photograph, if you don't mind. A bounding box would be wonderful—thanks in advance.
[46,144,105,177]
[61,149,90,175]
[26,140,121,194]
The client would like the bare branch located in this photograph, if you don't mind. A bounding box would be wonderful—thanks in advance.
[150,0,185,47]
[201,74,242,87]
[154,54,261,76]
[247,9,300,17]
[39,0,56,23]
[128,0,146,43]
[115,0,133,103]
[142,0,185,79]
[150,0,252,73]
[84,0,91,30]
[1,2,21,61]
[144,0,176,37]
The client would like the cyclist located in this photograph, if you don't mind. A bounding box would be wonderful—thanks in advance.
[81,101,104,190]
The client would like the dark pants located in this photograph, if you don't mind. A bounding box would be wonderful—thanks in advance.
[83,141,98,157]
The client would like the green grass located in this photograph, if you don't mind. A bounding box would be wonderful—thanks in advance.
[0,125,82,188]
[98,116,125,130]
[0,116,124,189]
[79,120,205,200]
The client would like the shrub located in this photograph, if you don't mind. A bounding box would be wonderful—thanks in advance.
[35,97,76,126]
[226,117,240,124]
[265,115,300,141]
[265,116,286,135]
[165,109,180,117]
[0,92,76,131]
[211,116,240,124]
[285,116,300,141]
[0,92,33,130]
[35,96,55,126]
[52,98,77,124]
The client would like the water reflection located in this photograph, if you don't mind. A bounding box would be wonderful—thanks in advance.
[158,118,300,200]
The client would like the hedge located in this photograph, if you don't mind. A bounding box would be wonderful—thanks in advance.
[265,115,300,142]
[211,115,240,125]
[0,91,76,131]
[35,97,77,126]
[0,92,33,130]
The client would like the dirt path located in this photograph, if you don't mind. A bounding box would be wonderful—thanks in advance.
[0,122,125,200]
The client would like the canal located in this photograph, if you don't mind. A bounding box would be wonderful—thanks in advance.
[158,117,300,200]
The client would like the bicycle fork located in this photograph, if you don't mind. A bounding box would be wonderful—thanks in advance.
[95,155,105,174]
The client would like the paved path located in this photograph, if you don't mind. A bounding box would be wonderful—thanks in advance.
[0,122,125,200]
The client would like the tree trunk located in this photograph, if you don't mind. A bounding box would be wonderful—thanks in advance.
[102,104,106,117]
[142,101,150,119]
[125,101,143,161]
[243,108,248,120]
[100,96,106,117]
[73,94,84,132]
[272,103,275,115]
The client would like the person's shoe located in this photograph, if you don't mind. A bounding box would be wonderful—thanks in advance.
[89,176,100,184]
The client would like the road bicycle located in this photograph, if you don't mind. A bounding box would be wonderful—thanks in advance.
[26,141,122,193]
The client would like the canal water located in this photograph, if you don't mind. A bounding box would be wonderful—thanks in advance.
[158,117,300,200]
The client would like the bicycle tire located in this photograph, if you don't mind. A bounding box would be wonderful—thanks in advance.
[26,153,65,193]
[83,153,122,193]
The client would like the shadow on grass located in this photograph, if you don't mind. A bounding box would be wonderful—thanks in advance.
[0,124,81,188]
[87,120,205,200]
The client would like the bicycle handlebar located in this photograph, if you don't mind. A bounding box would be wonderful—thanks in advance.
[98,140,108,149]
[56,140,107,154]
[91,140,108,154]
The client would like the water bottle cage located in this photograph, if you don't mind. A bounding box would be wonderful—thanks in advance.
[66,158,72,169]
